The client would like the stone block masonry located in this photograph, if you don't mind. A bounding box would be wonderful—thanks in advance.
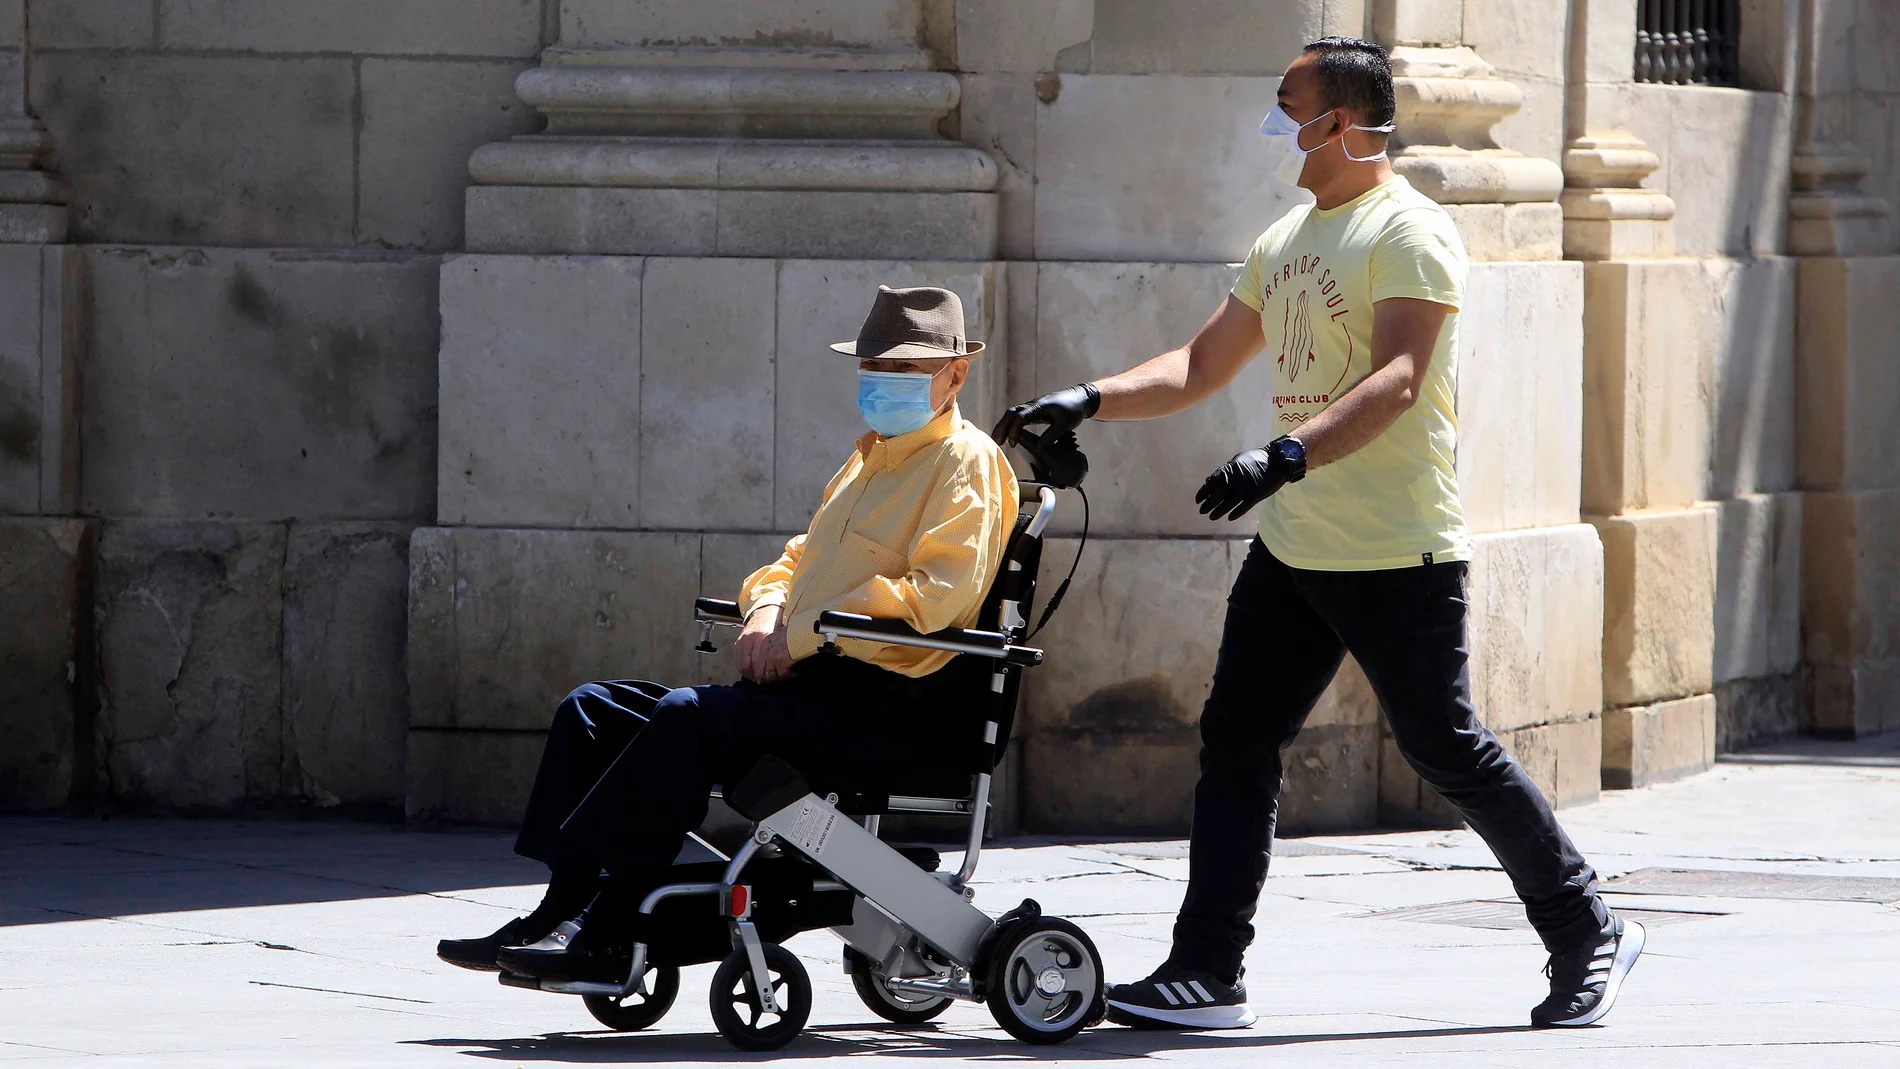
[1603,693,1716,789]
[81,247,440,522]
[0,244,78,515]
[0,518,92,811]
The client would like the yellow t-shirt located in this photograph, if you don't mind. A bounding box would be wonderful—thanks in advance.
[1231,175,1470,571]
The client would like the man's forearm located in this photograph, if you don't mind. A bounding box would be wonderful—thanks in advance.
[1292,357,1419,469]
[1093,347,1203,421]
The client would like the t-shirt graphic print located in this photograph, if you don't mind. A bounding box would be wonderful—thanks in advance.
[1231,176,1472,571]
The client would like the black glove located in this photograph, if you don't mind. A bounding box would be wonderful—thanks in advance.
[991,383,1100,447]
[1196,437,1306,522]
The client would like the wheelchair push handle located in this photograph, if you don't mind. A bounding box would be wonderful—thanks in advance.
[815,611,1043,667]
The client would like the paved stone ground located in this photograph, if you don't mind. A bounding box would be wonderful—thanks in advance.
[4,734,1899,1067]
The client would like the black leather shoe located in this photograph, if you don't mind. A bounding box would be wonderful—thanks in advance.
[495,919,633,984]
[437,916,547,972]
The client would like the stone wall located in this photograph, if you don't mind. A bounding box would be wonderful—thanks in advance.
[3,0,1894,831]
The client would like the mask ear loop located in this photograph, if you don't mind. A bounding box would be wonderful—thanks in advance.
[1342,122,1396,163]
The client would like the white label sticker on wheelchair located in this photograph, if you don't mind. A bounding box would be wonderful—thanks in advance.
[783,800,839,856]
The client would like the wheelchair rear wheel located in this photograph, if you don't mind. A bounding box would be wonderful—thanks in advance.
[984,917,1104,1044]
[582,964,680,1031]
[710,943,812,1051]
[845,947,955,1024]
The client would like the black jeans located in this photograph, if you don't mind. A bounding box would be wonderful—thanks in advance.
[1171,539,1607,982]
[514,658,949,889]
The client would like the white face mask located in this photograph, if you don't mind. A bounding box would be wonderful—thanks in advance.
[1258,104,1395,186]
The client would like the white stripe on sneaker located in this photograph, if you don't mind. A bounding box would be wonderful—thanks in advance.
[1171,982,1197,1004]
[1108,999,1258,1030]
[1154,983,1181,1006]
[1187,980,1214,1003]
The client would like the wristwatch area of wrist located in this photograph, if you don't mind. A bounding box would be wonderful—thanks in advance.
[1274,435,1307,482]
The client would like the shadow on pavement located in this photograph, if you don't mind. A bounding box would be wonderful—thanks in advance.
[1719,730,1900,768]
[407,1022,1536,1061]
[0,815,541,927]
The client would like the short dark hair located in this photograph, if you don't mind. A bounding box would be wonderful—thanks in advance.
[1301,37,1396,128]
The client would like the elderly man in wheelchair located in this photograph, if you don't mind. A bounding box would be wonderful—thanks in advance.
[435,285,1103,1050]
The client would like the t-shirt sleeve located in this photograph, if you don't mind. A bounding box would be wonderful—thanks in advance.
[1230,232,1268,312]
[1369,208,1466,311]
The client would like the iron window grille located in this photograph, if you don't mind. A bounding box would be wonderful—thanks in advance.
[1635,0,1742,86]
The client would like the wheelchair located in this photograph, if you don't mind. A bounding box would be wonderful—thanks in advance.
[498,430,1100,1051]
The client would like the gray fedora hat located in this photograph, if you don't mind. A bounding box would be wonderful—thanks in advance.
[829,285,985,359]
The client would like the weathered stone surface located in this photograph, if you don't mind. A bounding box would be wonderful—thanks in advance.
[466,187,716,257]
[405,729,546,826]
[954,0,1092,73]
[466,187,998,260]
[359,60,541,251]
[773,259,1002,528]
[406,527,703,733]
[31,55,356,246]
[0,245,79,516]
[558,0,923,50]
[1796,257,1900,492]
[1460,0,1567,164]
[1443,201,1564,261]
[1088,0,1357,76]
[30,0,152,48]
[0,519,91,811]
[159,0,546,56]
[81,247,440,522]
[1280,654,1380,835]
[1706,256,1797,497]
[95,521,286,811]
[1457,262,1584,534]
[1467,524,1606,733]
[1030,262,1269,535]
[1603,693,1716,789]
[1713,493,1802,686]
[1592,507,1717,707]
[282,523,412,810]
[1715,673,1806,753]
[1033,74,1303,262]
[1021,537,1251,833]
[956,72,1038,259]
[1802,489,1900,736]
[640,258,776,531]
[1582,260,1712,514]
[437,255,643,528]
[1620,83,1796,257]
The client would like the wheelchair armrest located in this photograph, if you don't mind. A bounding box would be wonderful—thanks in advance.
[696,597,744,624]
[814,611,1043,667]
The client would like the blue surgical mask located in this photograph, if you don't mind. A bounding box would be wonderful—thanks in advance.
[857,369,940,438]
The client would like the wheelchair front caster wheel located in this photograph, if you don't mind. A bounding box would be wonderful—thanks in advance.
[845,947,954,1025]
[583,964,680,1031]
[984,916,1104,1044]
[710,943,811,1051]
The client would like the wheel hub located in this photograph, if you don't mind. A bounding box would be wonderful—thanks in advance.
[1035,966,1066,996]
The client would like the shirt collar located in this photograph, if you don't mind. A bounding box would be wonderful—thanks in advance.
[855,402,961,468]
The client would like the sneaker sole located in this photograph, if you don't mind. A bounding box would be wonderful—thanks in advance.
[1544,919,1646,1027]
[1105,999,1257,1030]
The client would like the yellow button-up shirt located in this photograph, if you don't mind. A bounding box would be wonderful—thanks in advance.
[738,403,1019,678]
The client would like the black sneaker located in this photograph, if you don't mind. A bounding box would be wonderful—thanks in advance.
[1531,914,1645,1027]
[1104,962,1255,1030]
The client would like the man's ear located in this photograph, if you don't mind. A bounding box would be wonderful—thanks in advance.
[947,357,970,392]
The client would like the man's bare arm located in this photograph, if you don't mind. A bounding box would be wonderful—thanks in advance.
[1293,296,1449,468]
[1092,296,1266,421]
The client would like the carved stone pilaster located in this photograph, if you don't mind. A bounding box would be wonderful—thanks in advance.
[0,45,69,244]
[1385,46,1565,261]
[1560,134,1677,261]
[1787,142,1893,257]
[463,48,999,259]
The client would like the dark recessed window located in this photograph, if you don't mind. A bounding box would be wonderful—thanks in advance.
[1635,0,1742,86]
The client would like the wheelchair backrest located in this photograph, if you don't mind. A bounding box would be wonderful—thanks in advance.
[955,483,1052,775]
